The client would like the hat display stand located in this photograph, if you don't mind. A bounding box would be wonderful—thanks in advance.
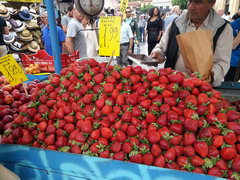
[0,4,43,55]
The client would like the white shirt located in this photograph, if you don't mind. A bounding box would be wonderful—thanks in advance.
[120,21,133,44]
[84,25,99,57]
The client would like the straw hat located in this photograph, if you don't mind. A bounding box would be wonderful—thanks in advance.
[19,29,33,41]
[19,10,32,21]
[6,21,12,30]
[29,9,39,19]
[25,20,39,29]
[20,6,29,11]
[27,41,40,53]
[0,4,10,20]
[4,32,15,44]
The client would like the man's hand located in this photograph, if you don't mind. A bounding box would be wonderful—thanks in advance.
[128,49,133,55]
[150,52,164,63]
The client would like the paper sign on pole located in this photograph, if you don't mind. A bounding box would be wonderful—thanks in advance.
[0,54,28,86]
[99,16,121,57]
[0,0,42,2]
[120,0,129,13]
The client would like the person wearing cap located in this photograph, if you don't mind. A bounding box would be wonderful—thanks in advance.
[65,8,87,58]
[150,0,233,87]
[41,12,66,56]
[61,5,74,33]
[0,16,9,57]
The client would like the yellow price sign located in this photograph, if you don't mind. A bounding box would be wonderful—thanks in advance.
[0,54,28,87]
[120,0,129,13]
[0,0,42,2]
[99,16,121,57]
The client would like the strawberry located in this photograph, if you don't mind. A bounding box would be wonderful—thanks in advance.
[192,167,204,174]
[232,156,240,173]
[227,122,240,135]
[208,146,219,158]
[164,148,176,161]
[151,144,162,157]
[164,97,176,106]
[220,146,237,160]
[160,139,170,150]
[182,79,195,90]
[170,135,182,146]
[146,113,156,123]
[147,72,159,82]
[22,131,33,144]
[207,167,222,177]
[64,123,75,134]
[130,153,143,164]
[126,93,138,106]
[184,118,198,132]
[44,134,55,146]
[140,99,152,109]
[227,110,240,122]
[170,124,183,135]
[194,141,208,157]
[183,133,196,146]
[127,125,139,137]
[37,121,47,132]
[200,82,213,92]
[168,73,184,84]
[147,131,160,144]
[224,132,237,145]
[55,136,67,147]
[215,159,228,170]
[191,155,205,166]
[46,124,56,134]
[114,151,125,161]
[110,142,122,153]
[212,135,224,148]
[154,155,165,167]
[142,153,154,165]
[197,93,210,104]
[101,127,113,139]
[184,146,195,157]
[121,67,131,78]
[177,156,188,168]
[160,104,170,114]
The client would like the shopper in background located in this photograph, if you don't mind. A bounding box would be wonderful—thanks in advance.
[217,8,228,20]
[65,8,87,58]
[151,0,233,87]
[163,5,181,31]
[82,16,99,57]
[225,17,240,81]
[124,7,139,53]
[41,12,66,56]
[0,16,9,57]
[145,7,163,55]
[138,14,146,42]
[116,11,133,67]
[61,5,74,33]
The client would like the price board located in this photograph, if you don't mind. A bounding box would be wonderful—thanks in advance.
[0,0,42,2]
[120,0,129,13]
[0,54,28,86]
[99,16,121,57]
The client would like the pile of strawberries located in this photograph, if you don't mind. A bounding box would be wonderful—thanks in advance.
[2,59,240,179]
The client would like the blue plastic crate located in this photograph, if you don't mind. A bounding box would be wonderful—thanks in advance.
[0,144,224,180]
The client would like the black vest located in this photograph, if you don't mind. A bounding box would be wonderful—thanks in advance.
[164,20,228,69]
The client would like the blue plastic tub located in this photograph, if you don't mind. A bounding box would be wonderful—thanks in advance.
[0,144,224,180]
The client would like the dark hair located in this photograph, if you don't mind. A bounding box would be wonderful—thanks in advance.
[232,13,240,20]
[149,7,160,18]
[68,5,73,12]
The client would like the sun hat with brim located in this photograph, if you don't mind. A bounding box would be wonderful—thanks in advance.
[0,4,10,19]
[26,20,39,29]
[29,9,39,19]
[19,10,32,21]
[31,30,41,39]
[6,21,12,30]
[10,20,26,32]
[27,41,40,53]
[20,6,29,12]
[4,33,15,44]
[19,29,33,42]
[10,41,23,52]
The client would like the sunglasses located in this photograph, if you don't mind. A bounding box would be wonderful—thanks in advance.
[126,11,131,13]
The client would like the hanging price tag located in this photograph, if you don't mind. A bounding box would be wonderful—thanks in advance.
[0,0,42,2]
[99,16,121,57]
[0,54,28,86]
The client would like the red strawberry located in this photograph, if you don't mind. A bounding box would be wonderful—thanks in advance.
[121,67,131,78]
[212,135,224,148]
[170,135,182,146]
[110,142,122,153]
[183,133,196,146]
[177,156,188,168]
[101,127,113,139]
[227,110,240,122]
[184,146,195,157]
[22,131,33,144]
[140,99,152,109]
[122,142,132,154]
[192,167,204,174]
[208,146,219,158]
[37,121,47,132]
[116,130,126,142]
[224,132,237,145]
[184,118,198,132]
[197,93,210,104]
[191,155,205,166]
[220,146,237,160]
[44,134,55,146]
[227,122,240,135]
[164,148,176,161]
[151,144,162,157]
[208,167,222,177]
[114,151,125,161]
[215,159,228,170]
[146,113,156,123]
[46,124,56,134]
[154,155,165,167]
[129,153,143,164]
[142,153,154,165]
[126,93,138,106]
[90,129,100,140]
[200,82,212,92]
[147,131,160,144]
[194,141,208,157]
[147,72,159,82]
[127,125,139,137]
[164,97,176,106]
[168,73,184,84]
[232,156,240,173]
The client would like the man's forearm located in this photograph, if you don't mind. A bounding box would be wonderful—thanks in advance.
[129,38,133,50]
[233,32,240,49]
[65,38,75,54]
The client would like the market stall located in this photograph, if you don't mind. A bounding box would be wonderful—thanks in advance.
[0,0,240,180]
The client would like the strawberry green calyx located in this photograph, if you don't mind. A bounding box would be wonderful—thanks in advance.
[202,158,214,169]
[140,146,150,154]
[191,113,199,120]
[162,133,174,141]
[232,172,240,180]
[25,122,37,128]
[129,144,139,157]
[28,101,40,108]
[183,163,195,172]
[58,146,70,152]
[81,144,89,151]
[96,143,106,153]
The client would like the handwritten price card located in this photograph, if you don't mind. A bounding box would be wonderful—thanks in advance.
[120,0,129,13]
[0,54,28,86]
[99,16,121,56]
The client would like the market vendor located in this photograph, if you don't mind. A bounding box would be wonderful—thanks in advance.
[151,0,233,87]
